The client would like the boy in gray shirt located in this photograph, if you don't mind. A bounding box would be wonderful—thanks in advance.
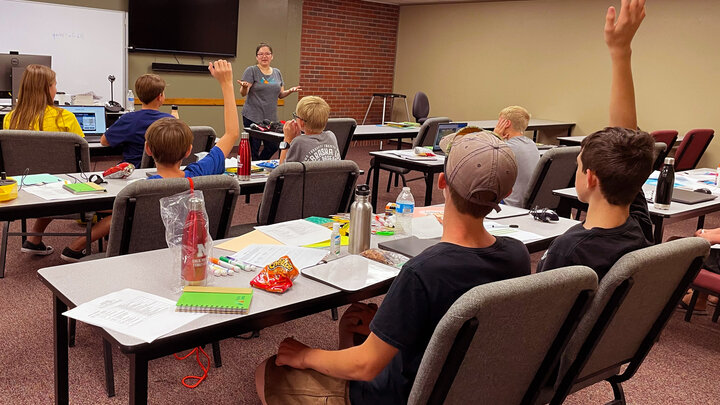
[279,96,340,163]
[493,105,539,207]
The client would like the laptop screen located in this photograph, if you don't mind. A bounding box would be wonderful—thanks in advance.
[433,122,467,152]
[63,105,107,136]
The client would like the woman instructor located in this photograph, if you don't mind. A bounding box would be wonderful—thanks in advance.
[239,43,301,160]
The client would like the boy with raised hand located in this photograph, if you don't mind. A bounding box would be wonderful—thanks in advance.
[536,0,655,279]
[493,105,539,207]
[254,127,530,405]
[278,95,340,163]
[101,74,175,167]
[60,60,238,262]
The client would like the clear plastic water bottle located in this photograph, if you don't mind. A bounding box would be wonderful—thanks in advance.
[395,186,415,236]
[126,89,135,112]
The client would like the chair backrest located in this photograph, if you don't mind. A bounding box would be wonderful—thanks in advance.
[408,266,598,405]
[550,237,710,402]
[257,160,359,225]
[651,142,668,171]
[140,126,217,169]
[650,130,678,170]
[105,175,240,257]
[324,118,356,159]
[0,130,90,175]
[412,117,451,148]
[674,128,714,171]
[412,91,430,124]
[521,146,581,210]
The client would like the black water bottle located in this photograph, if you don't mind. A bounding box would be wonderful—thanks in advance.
[654,157,675,210]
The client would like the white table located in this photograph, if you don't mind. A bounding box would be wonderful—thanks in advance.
[465,119,576,142]
[39,212,577,404]
[368,150,444,211]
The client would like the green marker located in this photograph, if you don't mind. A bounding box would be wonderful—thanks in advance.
[376,231,395,236]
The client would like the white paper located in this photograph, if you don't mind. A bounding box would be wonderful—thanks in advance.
[487,227,543,243]
[63,288,203,343]
[231,244,328,270]
[390,149,442,161]
[255,219,332,246]
[22,181,78,200]
[412,215,444,239]
[486,205,530,219]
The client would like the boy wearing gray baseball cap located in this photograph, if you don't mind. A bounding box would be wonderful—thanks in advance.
[254,127,531,405]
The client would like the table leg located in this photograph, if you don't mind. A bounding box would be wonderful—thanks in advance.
[54,295,69,405]
[381,98,387,125]
[567,126,573,137]
[129,353,149,405]
[533,130,538,143]
[371,160,381,213]
[396,137,402,150]
[424,173,434,207]
[652,216,665,244]
[697,215,706,230]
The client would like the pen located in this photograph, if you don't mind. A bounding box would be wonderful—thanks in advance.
[219,256,260,272]
[210,257,239,272]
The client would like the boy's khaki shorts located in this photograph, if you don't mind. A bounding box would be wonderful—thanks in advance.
[264,356,350,405]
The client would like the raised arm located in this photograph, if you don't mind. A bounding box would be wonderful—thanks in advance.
[605,0,646,129]
[209,60,239,157]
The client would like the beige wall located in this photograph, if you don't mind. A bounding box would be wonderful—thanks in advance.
[395,0,720,167]
[27,0,302,137]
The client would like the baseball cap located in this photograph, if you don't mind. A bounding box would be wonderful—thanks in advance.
[439,127,517,211]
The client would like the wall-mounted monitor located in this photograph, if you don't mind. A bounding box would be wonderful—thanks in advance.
[128,0,239,57]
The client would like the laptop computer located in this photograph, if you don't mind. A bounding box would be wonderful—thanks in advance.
[671,188,717,204]
[64,105,107,142]
[432,122,467,155]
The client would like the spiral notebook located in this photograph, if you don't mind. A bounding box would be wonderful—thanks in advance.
[175,286,253,314]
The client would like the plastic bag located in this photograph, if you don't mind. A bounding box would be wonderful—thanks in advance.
[250,255,299,293]
[360,248,408,268]
[160,185,213,291]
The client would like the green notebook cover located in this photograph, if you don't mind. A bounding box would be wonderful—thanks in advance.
[62,182,107,194]
[176,286,253,314]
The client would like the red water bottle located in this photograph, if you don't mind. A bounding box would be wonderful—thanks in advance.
[181,195,208,286]
[238,131,251,181]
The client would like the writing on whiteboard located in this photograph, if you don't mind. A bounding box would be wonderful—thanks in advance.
[52,32,85,40]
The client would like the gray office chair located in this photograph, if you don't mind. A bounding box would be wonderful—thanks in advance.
[542,237,710,405]
[258,160,359,225]
[81,175,239,397]
[412,91,430,124]
[520,146,581,211]
[0,130,92,278]
[366,117,450,192]
[324,118,356,159]
[651,141,668,171]
[140,125,217,168]
[408,266,598,405]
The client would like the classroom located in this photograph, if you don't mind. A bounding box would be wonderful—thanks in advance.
[0,0,719,404]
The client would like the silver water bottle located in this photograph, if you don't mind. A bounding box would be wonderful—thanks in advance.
[348,184,372,254]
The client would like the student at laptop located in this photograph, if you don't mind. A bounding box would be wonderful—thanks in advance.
[101,74,174,167]
[60,60,238,262]
[255,128,529,404]
[3,64,84,256]
[537,0,654,280]
[493,105,539,207]
[278,96,340,164]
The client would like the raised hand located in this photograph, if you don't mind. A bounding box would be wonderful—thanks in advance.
[604,0,646,54]
[208,60,233,84]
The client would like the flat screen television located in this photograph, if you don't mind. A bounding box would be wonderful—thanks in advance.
[128,0,239,57]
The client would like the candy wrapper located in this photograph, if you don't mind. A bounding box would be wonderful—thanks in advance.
[103,162,135,179]
[250,255,299,293]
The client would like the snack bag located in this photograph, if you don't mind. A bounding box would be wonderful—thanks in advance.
[250,255,299,293]
[103,162,135,179]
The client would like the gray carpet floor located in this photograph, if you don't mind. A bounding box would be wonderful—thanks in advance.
[0,142,718,404]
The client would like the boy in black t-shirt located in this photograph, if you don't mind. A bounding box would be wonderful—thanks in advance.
[537,0,654,279]
[255,128,530,405]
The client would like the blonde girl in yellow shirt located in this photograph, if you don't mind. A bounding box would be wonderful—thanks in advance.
[3,64,85,255]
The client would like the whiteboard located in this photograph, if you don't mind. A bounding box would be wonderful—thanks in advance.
[0,0,127,104]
